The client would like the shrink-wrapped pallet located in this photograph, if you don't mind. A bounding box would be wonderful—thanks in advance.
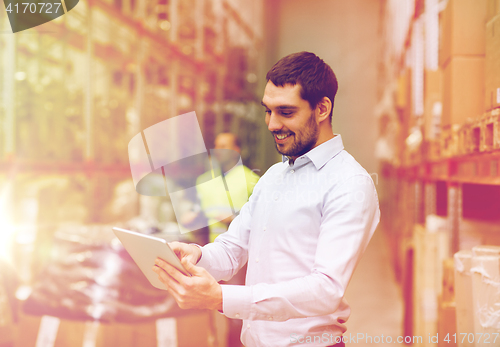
[471,246,500,347]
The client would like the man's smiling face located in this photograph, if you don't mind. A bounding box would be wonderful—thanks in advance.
[261,81,320,160]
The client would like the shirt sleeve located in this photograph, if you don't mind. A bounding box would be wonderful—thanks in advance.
[206,174,380,321]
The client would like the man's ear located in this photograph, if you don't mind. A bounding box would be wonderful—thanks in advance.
[317,96,332,123]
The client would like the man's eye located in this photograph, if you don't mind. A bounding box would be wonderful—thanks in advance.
[265,109,271,115]
[280,111,292,116]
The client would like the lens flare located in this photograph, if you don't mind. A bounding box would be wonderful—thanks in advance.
[0,182,15,263]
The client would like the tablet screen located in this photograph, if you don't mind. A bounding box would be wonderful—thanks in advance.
[112,227,190,290]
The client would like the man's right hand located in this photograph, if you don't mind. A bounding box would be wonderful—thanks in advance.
[168,241,202,265]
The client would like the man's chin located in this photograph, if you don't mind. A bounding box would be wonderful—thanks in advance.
[275,143,291,156]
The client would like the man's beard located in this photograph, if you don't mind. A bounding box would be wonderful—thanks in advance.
[273,112,319,158]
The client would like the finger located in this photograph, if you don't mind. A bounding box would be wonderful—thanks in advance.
[153,265,186,294]
[181,257,204,276]
[152,265,170,289]
[153,261,180,284]
[186,254,196,264]
[168,241,183,259]
[155,258,187,283]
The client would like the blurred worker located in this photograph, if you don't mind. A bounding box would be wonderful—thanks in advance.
[153,52,380,347]
[197,133,259,242]
[197,133,259,347]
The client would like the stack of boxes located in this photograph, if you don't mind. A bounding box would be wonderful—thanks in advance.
[438,258,457,347]
[481,0,500,153]
[436,0,500,156]
[413,223,449,347]
[485,0,500,111]
[440,0,487,156]
[382,0,500,344]
[424,67,442,161]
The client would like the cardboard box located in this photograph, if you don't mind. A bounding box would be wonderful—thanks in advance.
[424,70,443,141]
[437,297,457,347]
[425,140,441,161]
[440,124,460,157]
[458,121,473,155]
[442,57,485,127]
[479,114,496,151]
[442,258,455,303]
[413,224,450,347]
[454,250,474,347]
[439,0,488,68]
[485,15,500,111]
[15,311,215,347]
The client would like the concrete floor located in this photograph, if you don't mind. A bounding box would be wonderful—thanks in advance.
[344,228,406,346]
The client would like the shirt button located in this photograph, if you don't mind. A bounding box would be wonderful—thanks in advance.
[268,317,273,321]
[235,313,240,318]
[274,195,278,201]
[263,226,266,231]
[247,324,251,329]
[255,258,259,263]
[290,169,295,174]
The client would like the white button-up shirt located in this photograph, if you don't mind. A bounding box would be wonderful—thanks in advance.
[197,135,380,347]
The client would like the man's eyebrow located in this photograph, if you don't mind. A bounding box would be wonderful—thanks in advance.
[277,105,298,110]
[260,101,298,110]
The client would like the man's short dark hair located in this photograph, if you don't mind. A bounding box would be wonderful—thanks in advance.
[216,132,241,148]
[266,51,338,121]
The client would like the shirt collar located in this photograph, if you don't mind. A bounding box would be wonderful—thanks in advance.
[281,134,344,170]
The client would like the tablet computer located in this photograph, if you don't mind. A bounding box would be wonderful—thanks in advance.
[112,227,190,290]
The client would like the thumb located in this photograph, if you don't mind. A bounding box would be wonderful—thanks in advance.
[185,254,197,264]
[182,257,203,276]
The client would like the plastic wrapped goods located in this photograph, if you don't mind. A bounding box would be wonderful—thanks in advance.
[470,246,500,347]
[23,224,199,323]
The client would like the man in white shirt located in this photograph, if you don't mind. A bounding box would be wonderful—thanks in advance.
[153,51,380,347]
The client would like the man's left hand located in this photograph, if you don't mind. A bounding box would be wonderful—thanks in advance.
[152,257,223,311]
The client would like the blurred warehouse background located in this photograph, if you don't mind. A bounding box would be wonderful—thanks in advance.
[1,0,500,346]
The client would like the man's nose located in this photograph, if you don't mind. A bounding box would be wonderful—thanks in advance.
[267,113,282,132]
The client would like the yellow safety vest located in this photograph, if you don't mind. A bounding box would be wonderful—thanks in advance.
[196,165,259,242]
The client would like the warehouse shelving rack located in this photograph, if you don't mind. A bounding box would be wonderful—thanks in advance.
[0,0,268,294]
[0,1,266,191]
[377,0,500,342]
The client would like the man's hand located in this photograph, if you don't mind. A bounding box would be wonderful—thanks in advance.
[168,241,202,265]
[152,257,223,311]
